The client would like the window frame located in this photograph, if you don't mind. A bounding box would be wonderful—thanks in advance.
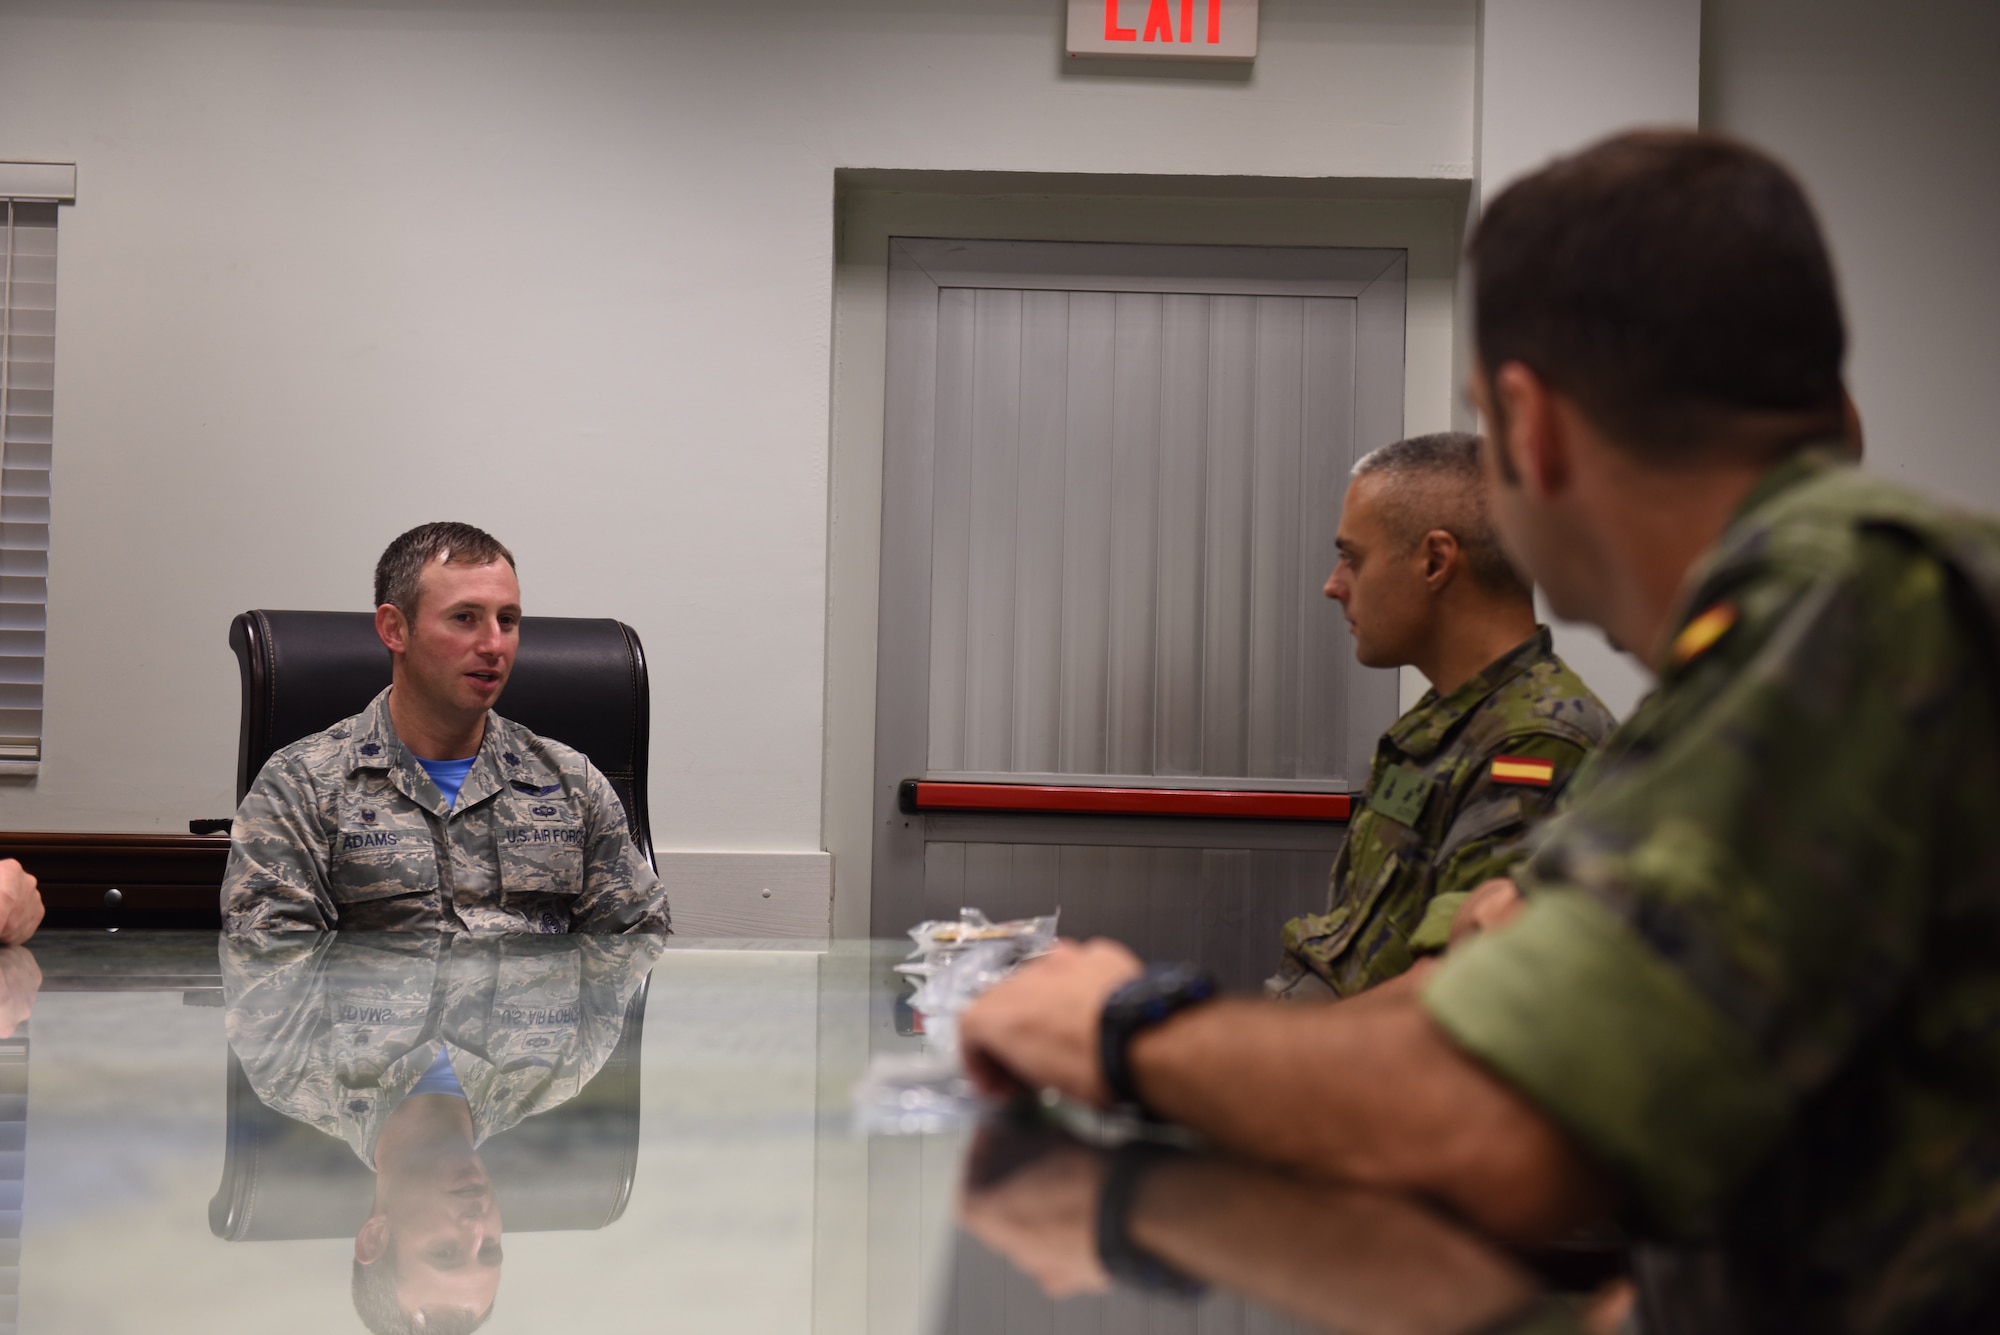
[0,162,77,776]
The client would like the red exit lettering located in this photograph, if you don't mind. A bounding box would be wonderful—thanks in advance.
[1103,0,1221,44]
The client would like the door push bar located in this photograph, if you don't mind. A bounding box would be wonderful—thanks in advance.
[899,780,1352,822]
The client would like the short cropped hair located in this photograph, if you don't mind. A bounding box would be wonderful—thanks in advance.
[374,523,516,618]
[1352,433,1531,602]
[352,1256,491,1335]
[1470,129,1847,462]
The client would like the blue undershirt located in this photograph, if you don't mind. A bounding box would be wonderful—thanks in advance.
[409,1046,466,1100]
[415,755,477,809]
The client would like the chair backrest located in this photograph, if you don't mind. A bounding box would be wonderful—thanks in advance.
[228,610,653,866]
[208,980,648,1241]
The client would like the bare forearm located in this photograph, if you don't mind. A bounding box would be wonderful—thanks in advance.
[1127,984,1611,1237]
[1129,1158,1541,1335]
[956,937,1613,1237]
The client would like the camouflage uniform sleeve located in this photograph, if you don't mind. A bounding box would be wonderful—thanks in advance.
[575,933,668,1065]
[219,932,337,1126]
[1406,733,1596,954]
[1421,543,1966,1237]
[569,763,671,934]
[221,751,339,932]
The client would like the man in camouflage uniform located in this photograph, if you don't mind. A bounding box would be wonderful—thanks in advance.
[221,930,662,1332]
[958,131,2000,1332]
[1270,434,1613,999]
[1436,442,2000,1333]
[223,522,668,934]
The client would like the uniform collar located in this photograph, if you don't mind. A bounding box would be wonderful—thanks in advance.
[345,688,557,817]
[481,711,563,801]
[1651,442,1849,675]
[346,689,411,776]
[1727,442,1846,528]
[1388,625,1555,762]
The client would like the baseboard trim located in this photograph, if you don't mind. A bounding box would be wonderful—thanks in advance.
[657,850,833,938]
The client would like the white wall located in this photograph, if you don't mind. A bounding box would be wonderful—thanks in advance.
[1465,0,1702,720]
[0,0,1477,928]
[1702,0,2000,512]
[1462,0,2000,720]
[8,0,1982,936]
[1478,0,1703,198]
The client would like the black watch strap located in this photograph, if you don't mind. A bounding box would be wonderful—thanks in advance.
[1100,962,1217,1117]
[1094,1144,1208,1298]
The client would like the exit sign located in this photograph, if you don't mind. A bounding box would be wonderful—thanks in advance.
[1067,0,1259,62]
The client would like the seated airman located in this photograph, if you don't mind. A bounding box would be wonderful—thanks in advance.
[222,522,668,934]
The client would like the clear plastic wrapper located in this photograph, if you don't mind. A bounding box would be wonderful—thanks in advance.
[853,907,1059,1133]
[906,938,1017,1058]
[894,906,1059,980]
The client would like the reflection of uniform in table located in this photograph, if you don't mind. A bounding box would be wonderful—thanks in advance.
[212,932,661,1240]
[11,932,1574,1334]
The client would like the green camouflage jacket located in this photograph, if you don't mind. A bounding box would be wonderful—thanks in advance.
[222,688,669,934]
[1425,450,2000,1333]
[221,931,663,1167]
[1274,627,1613,998]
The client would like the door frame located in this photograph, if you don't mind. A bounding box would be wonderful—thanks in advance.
[869,237,1408,934]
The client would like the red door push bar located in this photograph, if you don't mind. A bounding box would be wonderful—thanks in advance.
[901,780,1352,822]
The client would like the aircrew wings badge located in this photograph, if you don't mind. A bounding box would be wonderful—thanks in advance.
[1671,601,1738,667]
[1489,755,1556,787]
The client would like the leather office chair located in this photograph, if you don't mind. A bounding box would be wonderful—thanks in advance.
[228,610,655,868]
[208,981,648,1240]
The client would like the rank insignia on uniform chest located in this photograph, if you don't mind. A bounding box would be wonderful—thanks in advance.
[1366,763,1434,826]
[1490,755,1556,787]
[1671,601,1738,667]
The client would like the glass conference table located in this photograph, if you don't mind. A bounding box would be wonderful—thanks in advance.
[0,931,1601,1335]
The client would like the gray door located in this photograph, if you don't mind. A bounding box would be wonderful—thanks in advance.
[873,239,1404,989]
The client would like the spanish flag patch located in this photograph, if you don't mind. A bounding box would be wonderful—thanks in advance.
[1671,601,1738,667]
[1490,755,1556,787]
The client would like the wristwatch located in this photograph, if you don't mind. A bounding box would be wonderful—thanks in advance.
[1099,961,1217,1117]
[1094,1143,1208,1298]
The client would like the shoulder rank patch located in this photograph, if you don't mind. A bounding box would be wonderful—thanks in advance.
[1366,763,1434,827]
[1670,601,1738,667]
[1489,755,1556,787]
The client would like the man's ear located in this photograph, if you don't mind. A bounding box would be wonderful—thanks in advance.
[375,603,408,656]
[1420,529,1460,591]
[1491,362,1569,501]
[355,1213,390,1265]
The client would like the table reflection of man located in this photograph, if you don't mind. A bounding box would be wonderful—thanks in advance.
[222,932,663,1335]
[354,1050,505,1333]
[958,1123,1619,1335]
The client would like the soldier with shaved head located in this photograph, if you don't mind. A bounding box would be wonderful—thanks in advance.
[1268,432,1613,1000]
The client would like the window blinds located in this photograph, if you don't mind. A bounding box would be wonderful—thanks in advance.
[0,200,56,772]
